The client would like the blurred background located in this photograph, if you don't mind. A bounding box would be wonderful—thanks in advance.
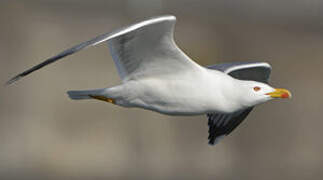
[0,0,322,179]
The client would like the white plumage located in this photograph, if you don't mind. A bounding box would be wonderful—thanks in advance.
[7,15,291,145]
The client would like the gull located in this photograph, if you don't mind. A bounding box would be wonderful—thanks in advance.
[7,15,291,145]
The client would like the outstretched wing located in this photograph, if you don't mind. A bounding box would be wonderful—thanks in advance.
[7,15,200,84]
[107,16,200,81]
[207,107,253,145]
[206,62,272,145]
[208,62,271,83]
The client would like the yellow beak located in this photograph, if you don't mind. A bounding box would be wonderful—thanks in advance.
[266,88,292,98]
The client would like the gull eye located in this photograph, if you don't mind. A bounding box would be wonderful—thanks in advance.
[253,86,261,92]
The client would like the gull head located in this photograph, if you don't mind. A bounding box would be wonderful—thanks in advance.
[237,81,292,107]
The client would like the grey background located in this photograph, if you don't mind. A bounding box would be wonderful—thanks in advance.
[0,0,322,179]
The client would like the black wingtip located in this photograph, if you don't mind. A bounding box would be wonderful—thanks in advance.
[208,134,226,146]
[5,75,21,86]
[208,140,215,146]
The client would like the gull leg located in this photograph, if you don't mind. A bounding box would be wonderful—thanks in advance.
[89,95,116,104]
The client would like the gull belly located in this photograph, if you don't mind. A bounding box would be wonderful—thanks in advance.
[117,70,241,115]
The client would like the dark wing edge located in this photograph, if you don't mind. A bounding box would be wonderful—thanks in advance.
[208,61,272,83]
[207,107,253,145]
[6,33,107,85]
[205,61,271,145]
[6,15,176,85]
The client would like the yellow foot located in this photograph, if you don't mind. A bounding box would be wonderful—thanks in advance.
[89,95,115,104]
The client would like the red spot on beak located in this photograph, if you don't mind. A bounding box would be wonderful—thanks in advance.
[266,88,292,98]
[281,92,290,98]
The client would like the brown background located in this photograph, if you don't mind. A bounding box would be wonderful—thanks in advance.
[0,0,322,179]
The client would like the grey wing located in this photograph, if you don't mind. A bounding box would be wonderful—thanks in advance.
[7,15,200,85]
[107,16,200,81]
[205,62,271,145]
[208,61,271,83]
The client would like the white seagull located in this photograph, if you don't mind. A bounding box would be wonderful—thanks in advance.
[7,15,291,145]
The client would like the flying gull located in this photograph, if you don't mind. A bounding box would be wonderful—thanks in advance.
[7,15,291,145]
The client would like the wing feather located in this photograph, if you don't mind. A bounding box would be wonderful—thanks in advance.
[107,15,200,81]
[208,61,271,83]
[7,15,200,84]
[207,108,253,145]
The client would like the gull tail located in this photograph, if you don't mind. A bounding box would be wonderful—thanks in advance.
[67,88,106,100]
